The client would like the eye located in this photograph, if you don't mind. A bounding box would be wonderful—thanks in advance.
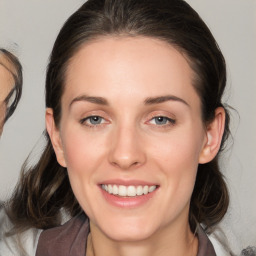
[80,115,106,126]
[149,116,176,126]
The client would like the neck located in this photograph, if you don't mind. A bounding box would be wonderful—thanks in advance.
[87,221,198,256]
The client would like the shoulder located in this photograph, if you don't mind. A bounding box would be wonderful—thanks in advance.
[207,228,234,256]
[208,234,230,256]
[197,224,232,256]
[36,213,89,256]
[0,207,42,256]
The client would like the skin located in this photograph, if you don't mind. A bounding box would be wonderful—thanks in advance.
[46,36,225,256]
[0,57,15,135]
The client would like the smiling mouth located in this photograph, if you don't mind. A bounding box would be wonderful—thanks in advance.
[101,184,158,197]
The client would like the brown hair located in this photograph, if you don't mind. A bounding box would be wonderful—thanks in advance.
[5,0,230,234]
[0,49,23,122]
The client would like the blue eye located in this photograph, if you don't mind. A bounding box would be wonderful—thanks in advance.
[80,116,104,125]
[150,116,175,125]
[155,116,168,125]
[89,116,102,124]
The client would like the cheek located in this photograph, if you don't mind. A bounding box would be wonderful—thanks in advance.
[152,127,203,172]
[60,126,109,202]
[60,129,105,216]
[62,127,106,172]
[161,140,199,193]
[150,125,204,204]
[0,103,6,131]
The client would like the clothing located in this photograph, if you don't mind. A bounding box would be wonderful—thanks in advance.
[0,208,42,256]
[36,213,216,256]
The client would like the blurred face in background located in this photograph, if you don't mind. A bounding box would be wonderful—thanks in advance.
[0,57,14,135]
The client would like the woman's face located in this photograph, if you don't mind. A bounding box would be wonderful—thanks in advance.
[0,61,14,134]
[49,37,210,242]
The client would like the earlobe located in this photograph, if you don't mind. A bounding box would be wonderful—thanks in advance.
[45,108,67,167]
[199,107,225,164]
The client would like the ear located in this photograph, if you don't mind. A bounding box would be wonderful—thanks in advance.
[199,107,225,164]
[45,108,67,167]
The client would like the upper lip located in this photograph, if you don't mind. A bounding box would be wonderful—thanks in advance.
[99,179,159,186]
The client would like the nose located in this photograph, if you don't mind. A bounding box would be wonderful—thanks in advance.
[108,125,146,170]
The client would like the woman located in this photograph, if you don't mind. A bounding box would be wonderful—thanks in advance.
[0,49,22,135]
[1,0,232,255]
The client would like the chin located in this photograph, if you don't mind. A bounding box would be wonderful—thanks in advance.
[97,217,158,242]
[106,228,153,242]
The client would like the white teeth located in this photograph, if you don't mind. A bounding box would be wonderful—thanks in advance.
[119,185,127,196]
[143,185,149,194]
[127,186,136,197]
[136,186,143,196]
[101,184,157,197]
[149,185,156,192]
[108,184,113,194]
[112,185,118,195]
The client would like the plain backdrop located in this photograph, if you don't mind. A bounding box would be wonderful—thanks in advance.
[0,0,255,254]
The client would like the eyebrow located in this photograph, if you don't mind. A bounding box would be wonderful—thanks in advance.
[69,94,189,109]
[144,95,189,107]
[69,95,109,109]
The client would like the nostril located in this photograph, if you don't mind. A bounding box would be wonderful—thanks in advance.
[108,140,146,170]
[110,159,142,170]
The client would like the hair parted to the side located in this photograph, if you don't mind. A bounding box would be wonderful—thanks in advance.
[5,0,230,234]
[0,49,23,122]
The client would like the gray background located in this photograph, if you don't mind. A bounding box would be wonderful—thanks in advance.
[0,0,255,253]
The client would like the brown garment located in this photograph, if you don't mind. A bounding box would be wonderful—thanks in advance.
[36,213,216,256]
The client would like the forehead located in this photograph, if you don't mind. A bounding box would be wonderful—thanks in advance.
[63,36,200,107]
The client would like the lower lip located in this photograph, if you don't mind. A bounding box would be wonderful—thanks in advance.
[100,187,158,208]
